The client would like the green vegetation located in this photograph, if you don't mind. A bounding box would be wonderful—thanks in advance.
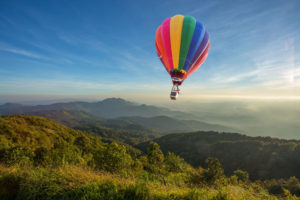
[24,110,159,145]
[0,116,299,199]
[76,123,156,145]
[137,131,300,181]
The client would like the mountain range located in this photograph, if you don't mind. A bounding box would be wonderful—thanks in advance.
[0,98,237,134]
[0,98,188,118]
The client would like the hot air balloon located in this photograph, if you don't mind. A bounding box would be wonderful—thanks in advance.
[155,15,210,100]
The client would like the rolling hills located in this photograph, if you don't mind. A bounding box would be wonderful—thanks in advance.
[0,98,189,118]
[116,115,236,133]
[22,110,158,145]
[137,131,300,180]
[0,115,104,152]
[25,109,235,133]
[0,115,283,199]
[0,98,237,134]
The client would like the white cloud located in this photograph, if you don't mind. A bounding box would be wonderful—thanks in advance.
[212,69,260,83]
[209,34,299,90]
[0,42,48,60]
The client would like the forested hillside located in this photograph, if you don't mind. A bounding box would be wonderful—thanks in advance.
[24,110,159,145]
[1,115,297,199]
[137,131,300,181]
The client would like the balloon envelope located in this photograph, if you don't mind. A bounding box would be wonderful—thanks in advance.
[155,15,210,85]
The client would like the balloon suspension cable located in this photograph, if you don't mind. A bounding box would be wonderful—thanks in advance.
[172,84,180,92]
[170,84,180,100]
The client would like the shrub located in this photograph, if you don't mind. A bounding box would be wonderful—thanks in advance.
[233,169,249,183]
[202,158,224,184]
[145,142,164,174]
[94,142,133,173]
[165,152,186,173]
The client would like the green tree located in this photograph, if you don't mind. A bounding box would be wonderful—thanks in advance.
[164,152,186,173]
[203,157,224,184]
[146,142,164,173]
[95,142,133,173]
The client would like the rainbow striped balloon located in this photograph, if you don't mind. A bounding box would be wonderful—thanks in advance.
[155,15,210,85]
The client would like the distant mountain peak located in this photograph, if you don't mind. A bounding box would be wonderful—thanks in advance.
[100,98,134,105]
[0,97,191,119]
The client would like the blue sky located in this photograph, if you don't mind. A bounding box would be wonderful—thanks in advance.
[0,0,299,102]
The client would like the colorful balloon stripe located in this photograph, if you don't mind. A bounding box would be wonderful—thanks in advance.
[170,15,184,70]
[188,42,210,77]
[185,30,209,73]
[155,26,171,72]
[178,16,196,70]
[155,15,210,83]
[183,21,205,71]
[161,18,174,71]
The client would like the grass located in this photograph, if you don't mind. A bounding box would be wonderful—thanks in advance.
[0,164,281,200]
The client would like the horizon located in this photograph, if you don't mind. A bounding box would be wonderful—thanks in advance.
[1,95,300,140]
[1,94,300,106]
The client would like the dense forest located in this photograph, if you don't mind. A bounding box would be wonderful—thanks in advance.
[137,132,300,180]
[0,115,300,199]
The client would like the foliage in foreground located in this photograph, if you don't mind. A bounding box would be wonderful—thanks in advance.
[0,116,299,199]
[1,164,282,200]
